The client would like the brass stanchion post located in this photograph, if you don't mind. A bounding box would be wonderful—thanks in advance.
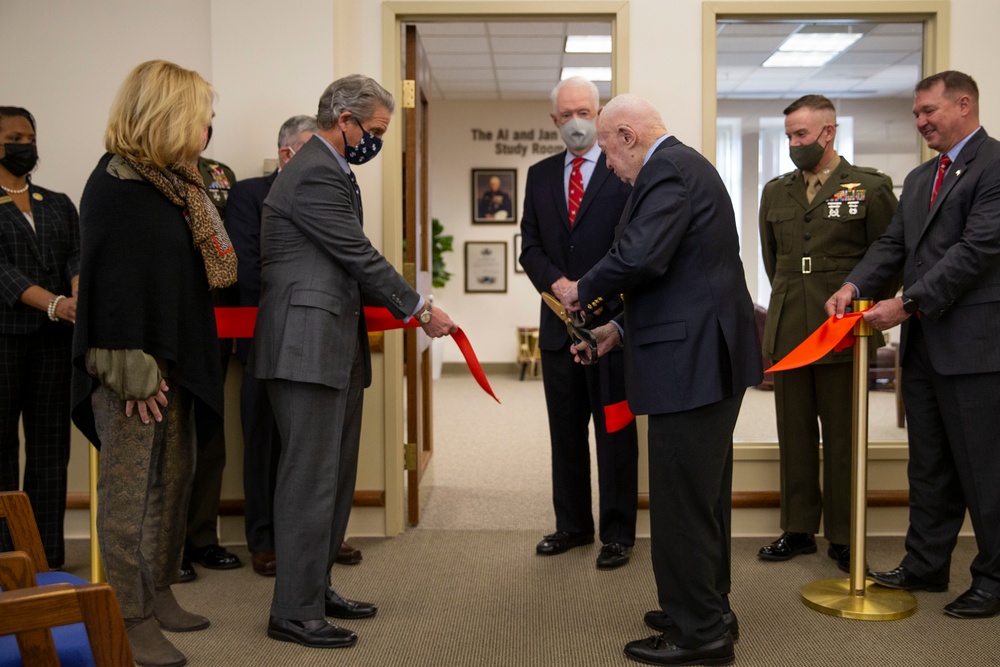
[89,446,105,583]
[800,298,916,620]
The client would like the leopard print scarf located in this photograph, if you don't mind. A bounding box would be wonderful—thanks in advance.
[124,157,237,289]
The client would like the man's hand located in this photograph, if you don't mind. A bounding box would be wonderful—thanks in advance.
[556,279,581,312]
[421,307,458,338]
[571,323,621,364]
[825,284,858,318]
[125,379,169,425]
[863,298,910,331]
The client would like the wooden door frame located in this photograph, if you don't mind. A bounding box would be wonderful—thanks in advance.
[701,1,951,165]
[379,1,630,535]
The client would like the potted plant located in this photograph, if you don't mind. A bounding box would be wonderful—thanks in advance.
[431,217,453,288]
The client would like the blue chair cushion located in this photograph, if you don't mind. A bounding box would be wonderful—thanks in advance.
[0,572,96,667]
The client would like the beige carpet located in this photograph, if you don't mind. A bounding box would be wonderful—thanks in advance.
[61,535,997,667]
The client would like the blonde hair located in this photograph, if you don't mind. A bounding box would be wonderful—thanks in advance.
[105,60,215,167]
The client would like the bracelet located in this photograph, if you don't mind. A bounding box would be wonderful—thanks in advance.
[47,295,65,322]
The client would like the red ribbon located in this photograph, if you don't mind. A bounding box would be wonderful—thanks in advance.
[604,400,635,433]
[215,306,500,403]
[766,311,866,373]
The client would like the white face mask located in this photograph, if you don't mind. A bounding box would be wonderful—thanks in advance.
[560,117,597,152]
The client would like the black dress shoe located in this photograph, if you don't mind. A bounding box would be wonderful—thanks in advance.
[644,610,740,643]
[828,543,851,574]
[624,633,734,666]
[596,543,631,569]
[869,565,948,592]
[944,587,1000,618]
[188,544,243,570]
[325,589,377,619]
[536,531,594,556]
[757,532,816,561]
[267,617,357,648]
[178,559,196,583]
[336,541,362,565]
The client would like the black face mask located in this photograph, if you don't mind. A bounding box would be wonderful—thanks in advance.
[342,118,383,165]
[1,143,38,177]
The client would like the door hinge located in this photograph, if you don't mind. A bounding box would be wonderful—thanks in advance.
[402,80,416,108]
[404,442,417,471]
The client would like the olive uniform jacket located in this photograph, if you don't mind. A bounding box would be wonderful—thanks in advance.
[759,157,898,363]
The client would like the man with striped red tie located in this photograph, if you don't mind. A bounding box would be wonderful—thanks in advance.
[518,77,638,570]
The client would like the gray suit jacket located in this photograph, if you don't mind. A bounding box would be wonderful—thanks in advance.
[846,128,1000,375]
[252,135,420,389]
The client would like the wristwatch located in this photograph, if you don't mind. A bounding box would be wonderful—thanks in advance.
[417,303,433,324]
[900,294,918,315]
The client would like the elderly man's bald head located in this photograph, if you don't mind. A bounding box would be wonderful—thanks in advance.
[596,93,668,186]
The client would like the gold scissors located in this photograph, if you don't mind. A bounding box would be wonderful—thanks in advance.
[542,292,598,365]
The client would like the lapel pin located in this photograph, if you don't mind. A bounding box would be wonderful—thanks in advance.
[32,192,43,201]
[955,169,962,176]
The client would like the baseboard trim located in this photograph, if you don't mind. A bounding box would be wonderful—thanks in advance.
[68,489,906,514]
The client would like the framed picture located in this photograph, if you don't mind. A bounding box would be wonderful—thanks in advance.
[464,241,507,293]
[472,168,517,223]
[513,234,524,273]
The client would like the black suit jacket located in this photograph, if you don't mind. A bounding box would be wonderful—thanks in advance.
[0,184,79,335]
[226,170,276,363]
[519,151,631,350]
[848,128,1000,375]
[578,137,762,415]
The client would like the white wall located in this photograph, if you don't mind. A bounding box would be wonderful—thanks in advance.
[429,100,572,365]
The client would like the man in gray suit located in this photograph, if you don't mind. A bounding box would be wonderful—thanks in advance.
[828,70,1000,620]
[253,74,457,648]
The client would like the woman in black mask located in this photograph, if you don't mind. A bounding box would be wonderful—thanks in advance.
[0,106,80,569]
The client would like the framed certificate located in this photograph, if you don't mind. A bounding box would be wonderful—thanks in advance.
[464,241,507,293]
[513,233,524,273]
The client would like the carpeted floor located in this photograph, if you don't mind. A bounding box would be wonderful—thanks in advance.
[61,534,996,667]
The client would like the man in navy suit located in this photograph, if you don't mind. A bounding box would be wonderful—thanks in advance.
[562,94,762,665]
[518,77,638,570]
[828,70,1000,620]
[226,115,318,578]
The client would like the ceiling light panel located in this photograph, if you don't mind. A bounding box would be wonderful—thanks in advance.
[565,35,612,53]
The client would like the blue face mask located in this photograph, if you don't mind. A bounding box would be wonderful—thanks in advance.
[342,117,383,165]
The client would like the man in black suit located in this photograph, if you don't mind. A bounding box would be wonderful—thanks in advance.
[519,76,638,569]
[827,70,1000,620]
[561,94,762,665]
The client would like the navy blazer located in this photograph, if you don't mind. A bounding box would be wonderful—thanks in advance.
[519,151,631,350]
[0,184,79,335]
[847,127,1000,375]
[578,137,762,415]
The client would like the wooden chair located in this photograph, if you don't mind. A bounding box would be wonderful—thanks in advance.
[0,565,134,666]
[0,492,131,666]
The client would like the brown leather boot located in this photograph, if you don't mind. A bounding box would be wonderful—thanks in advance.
[126,616,187,667]
[153,587,210,632]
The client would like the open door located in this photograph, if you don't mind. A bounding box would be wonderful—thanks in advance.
[403,24,434,525]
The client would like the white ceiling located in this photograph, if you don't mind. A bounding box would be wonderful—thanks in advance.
[413,20,923,102]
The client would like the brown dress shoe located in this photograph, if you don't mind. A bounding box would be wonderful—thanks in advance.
[336,541,362,565]
[251,550,277,576]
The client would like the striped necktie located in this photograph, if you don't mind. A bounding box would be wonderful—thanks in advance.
[929,155,952,207]
[568,157,585,225]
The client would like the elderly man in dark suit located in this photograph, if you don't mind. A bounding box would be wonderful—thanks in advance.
[828,70,1000,620]
[519,76,638,570]
[252,75,456,648]
[561,94,762,666]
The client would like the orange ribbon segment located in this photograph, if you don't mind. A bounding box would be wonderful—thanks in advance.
[215,306,500,403]
[766,311,865,373]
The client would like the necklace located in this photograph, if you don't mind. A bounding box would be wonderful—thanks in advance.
[1,183,29,195]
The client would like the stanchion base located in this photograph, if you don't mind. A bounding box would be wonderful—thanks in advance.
[801,579,917,620]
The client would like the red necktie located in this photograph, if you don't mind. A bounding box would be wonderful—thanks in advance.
[930,155,952,207]
[568,157,585,225]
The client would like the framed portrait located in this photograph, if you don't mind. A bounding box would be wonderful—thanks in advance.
[513,234,524,273]
[464,241,507,293]
[472,168,517,224]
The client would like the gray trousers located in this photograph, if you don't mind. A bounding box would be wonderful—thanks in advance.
[266,339,364,620]
[92,382,195,620]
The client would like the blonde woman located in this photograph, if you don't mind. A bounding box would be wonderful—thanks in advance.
[71,60,237,667]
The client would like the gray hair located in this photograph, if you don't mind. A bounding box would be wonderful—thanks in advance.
[277,114,317,149]
[550,76,600,113]
[317,74,395,130]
